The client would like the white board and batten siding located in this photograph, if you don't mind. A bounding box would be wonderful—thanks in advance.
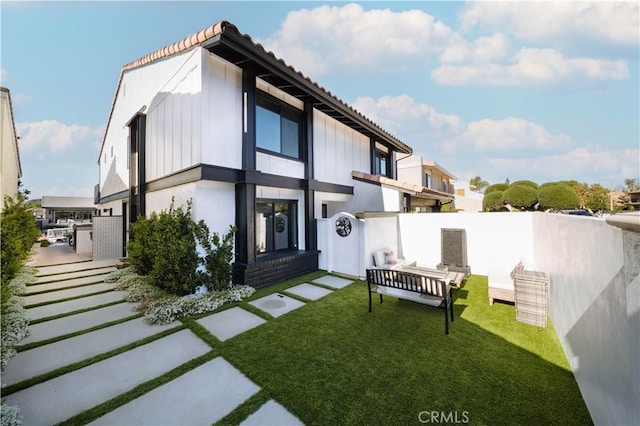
[101,48,204,196]
[313,109,370,187]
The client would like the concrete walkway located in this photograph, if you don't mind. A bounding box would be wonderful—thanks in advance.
[2,248,353,424]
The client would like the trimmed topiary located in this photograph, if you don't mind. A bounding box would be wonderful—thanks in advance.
[510,180,539,190]
[484,183,509,195]
[503,184,538,210]
[538,184,581,210]
[483,190,504,211]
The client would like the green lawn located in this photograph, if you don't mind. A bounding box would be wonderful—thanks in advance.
[215,273,592,425]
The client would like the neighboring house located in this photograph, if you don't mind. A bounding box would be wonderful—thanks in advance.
[41,196,96,225]
[96,21,413,287]
[629,190,640,210]
[0,87,22,207]
[396,154,455,212]
[453,181,484,212]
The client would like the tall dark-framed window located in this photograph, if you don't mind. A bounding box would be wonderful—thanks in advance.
[256,200,298,254]
[256,92,302,159]
[374,149,390,177]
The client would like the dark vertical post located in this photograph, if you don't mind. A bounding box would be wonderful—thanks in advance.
[236,65,257,275]
[370,138,376,175]
[137,114,146,218]
[303,100,316,251]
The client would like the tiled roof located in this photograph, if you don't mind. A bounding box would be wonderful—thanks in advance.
[0,87,22,178]
[352,171,454,201]
[99,21,410,161]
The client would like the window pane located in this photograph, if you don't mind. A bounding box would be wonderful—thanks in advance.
[281,116,299,158]
[256,202,273,253]
[256,105,280,153]
[256,200,298,254]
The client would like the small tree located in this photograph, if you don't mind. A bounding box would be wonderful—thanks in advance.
[485,183,509,195]
[503,184,538,210]
[483,191,504,212]
[469,176,489,193]
[196,224,237,290]
[538,184,581,210]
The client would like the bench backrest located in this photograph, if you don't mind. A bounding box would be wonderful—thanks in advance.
[366,269,448,298]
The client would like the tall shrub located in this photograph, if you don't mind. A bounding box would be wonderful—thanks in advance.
[503,184,539,210]
[196,224,237,290]
[1,192,39,288]
[483,191,504,212]
[126,200,202,295]
[538,184,581,210]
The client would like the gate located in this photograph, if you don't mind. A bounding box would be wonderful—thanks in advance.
[325,212,362,277]
[92,216,124,260]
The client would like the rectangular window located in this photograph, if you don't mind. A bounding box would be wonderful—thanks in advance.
[256,92,301,159]
[425,174,431,188]
[256,200,298,254]
[374,149,390,177]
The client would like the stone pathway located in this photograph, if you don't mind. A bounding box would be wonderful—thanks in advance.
[2,257,355,425]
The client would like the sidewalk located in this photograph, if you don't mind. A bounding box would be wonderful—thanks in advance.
[27,243,93,267]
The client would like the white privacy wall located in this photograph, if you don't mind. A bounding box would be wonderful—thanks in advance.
[532,213,638,426]
[398,212,535,275]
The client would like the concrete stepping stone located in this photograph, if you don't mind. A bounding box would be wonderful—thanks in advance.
[21,302,137,345]
[286,283,333,301]
[33,266,115,283]
[89,357,260,425]
[25,275,108,294]
[23,283,114,306]
[197,307,266,342]
[3,318,178,386]
[241,399,303,426]
[36,259,119,277]
[4,329,210,426]
[249,293,305,318]
[26,291,126,321]
[312,275,353,289]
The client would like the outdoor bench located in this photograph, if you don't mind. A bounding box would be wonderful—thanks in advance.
[366,268,454,334]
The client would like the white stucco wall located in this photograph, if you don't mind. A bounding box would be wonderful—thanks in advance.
[398,212,534,275]
[532,213,638,426]
[0,90,20,204]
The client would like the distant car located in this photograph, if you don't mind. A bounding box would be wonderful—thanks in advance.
[562,209,592,216]
[45,228,74,243]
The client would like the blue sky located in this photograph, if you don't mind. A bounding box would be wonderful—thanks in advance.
[2,1,638,199]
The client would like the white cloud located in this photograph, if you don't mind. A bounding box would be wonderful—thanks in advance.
[439,33,512,64]
[351,94,464,147]
[486,148,640,185]
[260,3,456,75]
[15,120,104,153]
[432,47,628,86]
[460,2,639,47]
[443,117,573,152]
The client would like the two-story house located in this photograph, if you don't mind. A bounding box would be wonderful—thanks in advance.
[1,87,22,206]
[396,154,455,212]
[96,21,413,287]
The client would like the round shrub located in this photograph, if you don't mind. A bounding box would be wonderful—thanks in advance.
[510,180,538,190]
[39,239,51,247]
[485,183,509,195]
[503,184,538,210]
[483,190,504,211]
[538,184,581,210]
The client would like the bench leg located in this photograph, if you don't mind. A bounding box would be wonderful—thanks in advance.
[368,290,372,312]
[444,304,449,335]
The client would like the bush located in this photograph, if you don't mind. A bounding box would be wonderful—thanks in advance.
[196,224,237,291]
[127,200,202,296]
[483,191,504,211]
[484,183,509,195]
[510,180,538,190]
[538,184,581,210]
[1,193,39,289]
[39,239,50,247]
[1,266,34,371]
[503,184,539,210]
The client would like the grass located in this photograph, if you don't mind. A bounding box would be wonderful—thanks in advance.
[8,270,592,425]
[215,273,591,425]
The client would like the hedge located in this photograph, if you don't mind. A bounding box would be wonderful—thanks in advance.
[503,184,539,210]
[484,183,509,195]
[483,191,504,212]
[538,184,582,210]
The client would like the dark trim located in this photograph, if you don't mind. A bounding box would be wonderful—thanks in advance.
[99,190,129,204]
[144,164,353,195]
[308,179,353,195]
[370,138,376,176]
[235,183,256,265]
[205,30,412,155]
[256,147,304,162]
[304,100,314,180]
[242,64,257,171]
[128,114,146,222]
